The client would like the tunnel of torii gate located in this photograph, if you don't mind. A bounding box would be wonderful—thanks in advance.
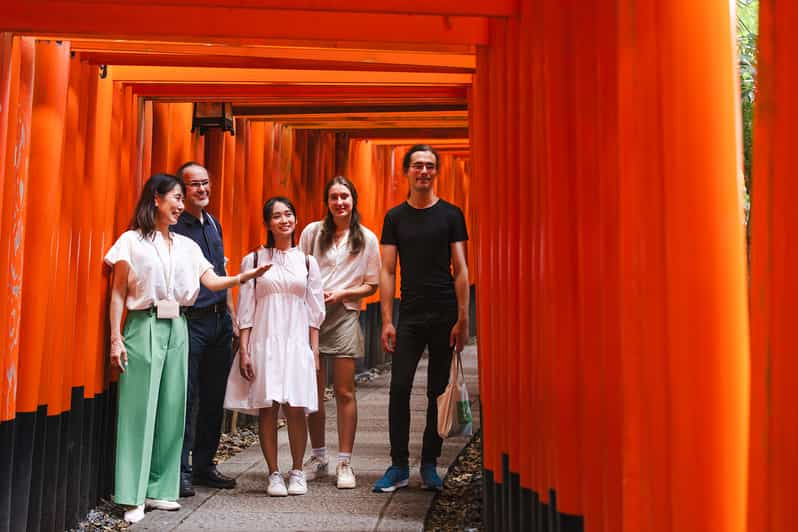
[1,1,797,531]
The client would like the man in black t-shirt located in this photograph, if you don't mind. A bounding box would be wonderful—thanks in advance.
[373,145,470,493]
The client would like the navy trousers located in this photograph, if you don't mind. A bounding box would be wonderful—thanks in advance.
[180,310,234,476]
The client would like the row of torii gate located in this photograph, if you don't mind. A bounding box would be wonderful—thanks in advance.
[0,2,794,531]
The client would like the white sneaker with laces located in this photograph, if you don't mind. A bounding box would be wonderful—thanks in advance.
[267,471,288,497]
[302,455,329,481]
[145,498,180,511]
[336,461,356,489]
[123,504,145,523]
[287,469,308,495]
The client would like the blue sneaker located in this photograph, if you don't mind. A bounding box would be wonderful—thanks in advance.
[372,465,409,493]
[420,463,443,491]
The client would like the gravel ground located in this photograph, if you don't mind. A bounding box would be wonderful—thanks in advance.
[425,431,484,532]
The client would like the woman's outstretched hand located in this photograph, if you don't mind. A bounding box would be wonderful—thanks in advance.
[240,263,272,284]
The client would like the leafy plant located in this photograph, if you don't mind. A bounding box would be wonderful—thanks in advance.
[737,0,758,224]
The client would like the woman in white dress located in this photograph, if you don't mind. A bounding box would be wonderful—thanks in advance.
[224,196,325,497]
[299,176,380,489]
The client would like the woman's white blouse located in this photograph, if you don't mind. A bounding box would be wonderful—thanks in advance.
[104,230,214,310]
[299,221,380,311]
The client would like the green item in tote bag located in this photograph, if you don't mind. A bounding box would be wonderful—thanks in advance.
[437,351,473,439]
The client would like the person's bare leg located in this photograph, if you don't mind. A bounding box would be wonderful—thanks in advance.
[333,358,357,454]
[285,406,308,471]
[258,406,279,473]
[306,363,327,450]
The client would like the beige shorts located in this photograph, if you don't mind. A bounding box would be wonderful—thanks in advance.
[318,302,365,359]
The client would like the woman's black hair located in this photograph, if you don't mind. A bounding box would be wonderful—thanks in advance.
[262,196,297,248]
[317,176,365,256]
[130,173,185,237]
[402,144,440,174]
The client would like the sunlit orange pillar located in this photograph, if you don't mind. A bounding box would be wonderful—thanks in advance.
[12,38,70,529]
[618,1,749,531]
[0,33,13,208]
[17,40,70,413]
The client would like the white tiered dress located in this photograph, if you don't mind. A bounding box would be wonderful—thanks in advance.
[224,247,325,415]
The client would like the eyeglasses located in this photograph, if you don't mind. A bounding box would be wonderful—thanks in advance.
[409,163,437,171]
[187,180,210,189]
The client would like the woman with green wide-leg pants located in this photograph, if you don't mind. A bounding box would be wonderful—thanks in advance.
[104,173,271,524]
[114,309,188,505]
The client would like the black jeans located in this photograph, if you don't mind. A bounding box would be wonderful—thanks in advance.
[181,310,234,476]
[389,309,456,468]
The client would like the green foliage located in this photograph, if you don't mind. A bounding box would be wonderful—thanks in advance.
[738,0,758,199]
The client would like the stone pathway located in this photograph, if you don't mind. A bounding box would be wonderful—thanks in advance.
[133,345,480,532]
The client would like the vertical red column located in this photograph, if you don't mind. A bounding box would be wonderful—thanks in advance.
[749,2,798,531]
[0,37,34,422]
[618,1,749,530]
[205,128,225,217]
[17,40,70,414]
[247,120,266,249]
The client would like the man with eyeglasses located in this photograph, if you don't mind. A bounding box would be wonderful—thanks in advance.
[373,144,470,493]
[171,162,237,497]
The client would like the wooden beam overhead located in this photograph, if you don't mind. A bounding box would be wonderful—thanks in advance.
[304,127,469,139]
[77,52,473,74]
[129,83,468,103]
[249,112,468,129]
[365,138,469,146]
[67,40,476,70]
[109,65,471,85]
[60,0,516,17]
[2,3,489,45]
[232,103,467,117]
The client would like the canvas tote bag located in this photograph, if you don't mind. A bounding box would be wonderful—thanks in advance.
[437,351,473,439]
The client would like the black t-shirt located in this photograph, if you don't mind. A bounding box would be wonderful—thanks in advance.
[381,199,468,316]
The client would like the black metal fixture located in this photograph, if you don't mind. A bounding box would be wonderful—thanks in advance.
[191,102,235,136]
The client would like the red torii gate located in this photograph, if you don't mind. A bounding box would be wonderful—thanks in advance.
[0,1,785,531]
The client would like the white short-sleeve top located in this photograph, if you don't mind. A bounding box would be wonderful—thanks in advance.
[104,229,214,310]
[299,221,380,311]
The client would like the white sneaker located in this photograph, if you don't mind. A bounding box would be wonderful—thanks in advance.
[145,498,180,511]
[302,454,329,481]
[267,471,288,497]
[123,504,145,523]
[336,461,356,489]
[287,469,307,495]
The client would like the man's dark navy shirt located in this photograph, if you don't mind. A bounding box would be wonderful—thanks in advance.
[171,210,227,308]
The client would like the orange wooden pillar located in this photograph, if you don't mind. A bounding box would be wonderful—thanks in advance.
[0,37,34,423]
[617,1,749,531]
[12,38,70,528]
[79,65,114,398]
[748,1,798,530]
[474,0,748,530]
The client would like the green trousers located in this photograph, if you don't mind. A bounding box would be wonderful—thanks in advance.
[115,310,188,505]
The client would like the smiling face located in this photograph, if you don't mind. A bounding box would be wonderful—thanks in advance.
[155,184,185,226]
[405,150,438,193]
[182,164,210,212]
[327,183,353,222]
[267,201,296,241]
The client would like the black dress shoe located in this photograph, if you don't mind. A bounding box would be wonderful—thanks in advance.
[193,468,236,489]
[180,476,195,498]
